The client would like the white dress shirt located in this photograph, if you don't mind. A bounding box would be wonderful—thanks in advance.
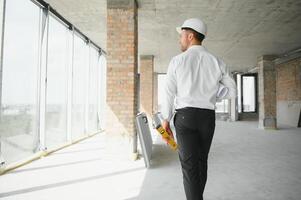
[162,45,237,121]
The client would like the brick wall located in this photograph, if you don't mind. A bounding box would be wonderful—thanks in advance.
[106,0,138,137]
[276,57,301,127]
[276,58,301,101]
[258,55,277,129]
[263,66,277,118]
[140,55,154,116]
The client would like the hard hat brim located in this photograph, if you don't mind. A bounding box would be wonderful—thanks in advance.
[176,27,182,34]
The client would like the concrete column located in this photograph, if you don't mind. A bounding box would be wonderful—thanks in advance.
[230,74,239,121]
[230,98,239,121]
[106,0,138,137]
[258,55,277,129]
[140,55,154,116]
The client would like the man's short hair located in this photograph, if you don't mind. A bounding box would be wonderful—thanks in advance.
[182,27,205,42]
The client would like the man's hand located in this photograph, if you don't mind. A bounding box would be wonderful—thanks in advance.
[162,120,174,140]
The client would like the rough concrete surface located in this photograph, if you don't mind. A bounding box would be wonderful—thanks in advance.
[0,121,300,200]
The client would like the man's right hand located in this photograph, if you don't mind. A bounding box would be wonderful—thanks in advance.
[162,120,174,140]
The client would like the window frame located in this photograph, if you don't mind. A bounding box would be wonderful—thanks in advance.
[241,73,258,113]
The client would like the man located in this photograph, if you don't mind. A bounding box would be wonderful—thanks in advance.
[161,18,237,200]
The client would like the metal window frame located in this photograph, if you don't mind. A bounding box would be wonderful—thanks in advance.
[36,6,49,152]
[0,0,6,167]
[66,26,74,142]
[96,54,101,130]
[241,73,258,113]
[98,55,107,130]
[85,42,92,134]
[30,0,105,55]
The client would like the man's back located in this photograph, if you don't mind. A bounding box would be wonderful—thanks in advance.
[171,45,224,110]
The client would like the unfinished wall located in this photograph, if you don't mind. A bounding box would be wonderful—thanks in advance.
[276,57,301,127]
[140,55,154,116]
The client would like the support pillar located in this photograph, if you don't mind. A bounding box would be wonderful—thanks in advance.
[106,0,138,137]
[140,55,154,116]
[230,74,239,121]
[258,55,277,129]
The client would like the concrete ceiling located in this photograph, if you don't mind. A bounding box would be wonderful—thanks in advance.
[44,0,301,73]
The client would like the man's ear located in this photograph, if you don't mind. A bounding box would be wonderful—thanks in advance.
[188,32,194,41]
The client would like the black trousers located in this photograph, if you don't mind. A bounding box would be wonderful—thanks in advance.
[174,107,215,200]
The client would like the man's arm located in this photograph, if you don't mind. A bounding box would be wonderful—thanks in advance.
[161,58,177,121]
[161,58,177,138]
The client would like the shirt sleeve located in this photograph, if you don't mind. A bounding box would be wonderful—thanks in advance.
[161,58,177,121]
[216,83,229,102]
[218,58,237,99]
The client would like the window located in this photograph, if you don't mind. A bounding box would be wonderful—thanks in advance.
[0,0,41,164]
[242,75,256,112]
[87,46,99,133]
[215,100,229,113]
[98,55,106,130]
[45,15,69,148]
[237,74,242,113]
[157,74,166,112]
[0,0,105,166]
[72,34,89,139]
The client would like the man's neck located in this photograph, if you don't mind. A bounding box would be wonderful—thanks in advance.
[187,43,202,50]
[189,41,202,47]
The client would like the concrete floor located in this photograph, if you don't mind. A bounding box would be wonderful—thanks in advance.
[0,121,300,200]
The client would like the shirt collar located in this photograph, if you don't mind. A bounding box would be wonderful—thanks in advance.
[187,45,205,51]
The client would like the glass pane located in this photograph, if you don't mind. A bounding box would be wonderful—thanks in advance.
[243,76,256,112]
[237,74,242,113]
[98,55,106,130]
[72,34,89,139]
[157,74,166,112]
[215,100,229,113]
[0,0,40,164]
[45,15,68,148]
[87,46,99,133]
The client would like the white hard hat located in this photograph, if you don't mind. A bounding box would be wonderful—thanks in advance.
[176,18,207,37]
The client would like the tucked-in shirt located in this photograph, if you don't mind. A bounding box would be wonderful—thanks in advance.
[161,45,237,121]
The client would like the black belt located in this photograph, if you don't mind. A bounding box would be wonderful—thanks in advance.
[176,107,214,112]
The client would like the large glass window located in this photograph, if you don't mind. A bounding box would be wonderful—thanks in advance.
[0,0,105,166]
[45,15,69,148]
[72,34,89,140]
[0,0,41,164]
[87,46,99,133]
[98,55,106,130]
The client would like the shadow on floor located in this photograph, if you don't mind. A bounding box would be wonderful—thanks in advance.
[124,142,185,200]
[0,167,145,198]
